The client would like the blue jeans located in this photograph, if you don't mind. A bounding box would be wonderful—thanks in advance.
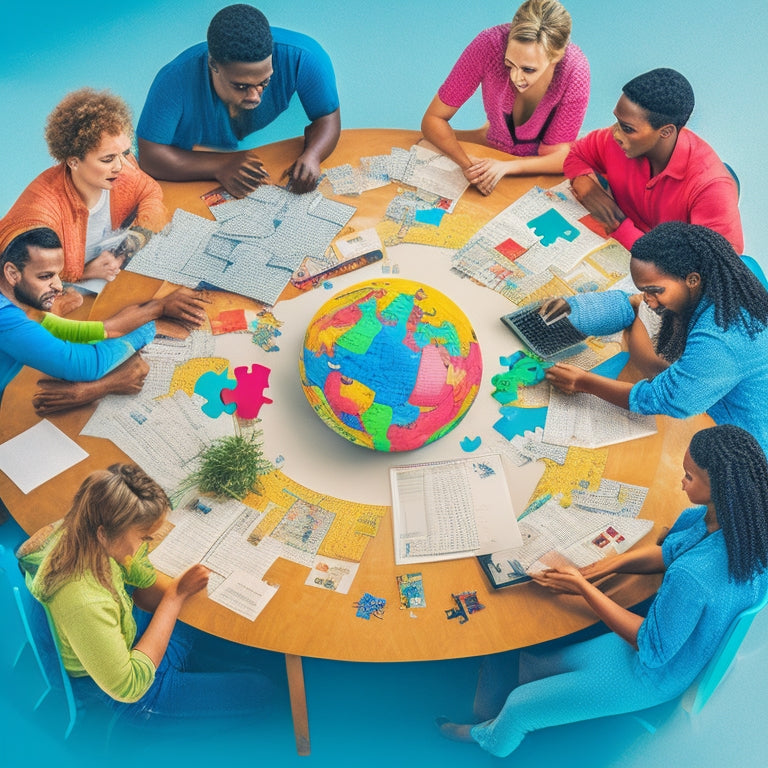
[70,607,275,723]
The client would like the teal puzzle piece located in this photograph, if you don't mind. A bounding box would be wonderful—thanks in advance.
[194,369,237,418]
[528,208,579,246]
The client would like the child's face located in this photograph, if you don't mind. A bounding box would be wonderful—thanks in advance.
[101,517,164,565]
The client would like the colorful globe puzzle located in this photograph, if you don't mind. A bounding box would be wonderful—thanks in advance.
[299,278,483,451]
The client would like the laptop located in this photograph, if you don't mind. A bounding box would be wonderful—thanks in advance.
[500,300,588,361]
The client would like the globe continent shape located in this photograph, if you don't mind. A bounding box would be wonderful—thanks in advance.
[299,278,483,451]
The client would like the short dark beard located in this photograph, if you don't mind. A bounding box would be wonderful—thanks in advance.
[13,282,48,310]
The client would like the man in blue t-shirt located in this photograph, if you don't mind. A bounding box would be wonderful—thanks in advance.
[137,4,341,197]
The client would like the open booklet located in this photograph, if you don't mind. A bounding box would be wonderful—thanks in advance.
[390,453,523,565]
[478,497,653,589]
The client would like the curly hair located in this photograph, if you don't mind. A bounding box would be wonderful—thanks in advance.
[622,68,694,129]
[509,0,571,60]
[207,4,272,64]
[44,88,133,162]
[689,425,768,582]
[631,222,768,361]
[37,464,169,602]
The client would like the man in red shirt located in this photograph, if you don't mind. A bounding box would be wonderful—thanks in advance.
[563,68,743,253]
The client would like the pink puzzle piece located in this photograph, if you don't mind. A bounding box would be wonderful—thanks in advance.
[220,364,274,420]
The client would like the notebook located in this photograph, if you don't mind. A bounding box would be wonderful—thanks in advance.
[500,301,587,361]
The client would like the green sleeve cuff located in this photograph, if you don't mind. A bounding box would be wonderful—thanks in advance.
[41,313,107,343]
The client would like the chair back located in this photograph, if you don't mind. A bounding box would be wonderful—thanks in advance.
[682,589,768,715]
[741,255,768,290]
[0,543,78,738]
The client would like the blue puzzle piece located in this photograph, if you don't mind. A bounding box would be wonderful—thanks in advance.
[460,436,482,452]
[414,207,446,226]
[194,369,237,418]
[493,406,548,440]
[528,208,580,246]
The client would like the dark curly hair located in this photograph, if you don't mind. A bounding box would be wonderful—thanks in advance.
[207,4,272,64]
[622,68,694,129]
[689,425,768,582]
[45,88,133,162]
[631,222,768,361]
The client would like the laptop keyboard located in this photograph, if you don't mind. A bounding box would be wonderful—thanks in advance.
[501,303,587,359]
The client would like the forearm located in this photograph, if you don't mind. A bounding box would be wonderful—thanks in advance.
[133,591,185,667]
[301,109,341,164]
[505,144,570,176]
[421,113,473,170]
[588,545,666,578]
[102,300,163,338]
[580,372,633,409]
[626,315,669,377]
[138,138,234,183]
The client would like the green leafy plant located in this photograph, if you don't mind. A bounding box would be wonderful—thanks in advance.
[176,431,273,503]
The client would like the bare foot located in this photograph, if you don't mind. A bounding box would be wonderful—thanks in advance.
[49,288,84,317]
[435,717,476,743]
[33,354,149,415]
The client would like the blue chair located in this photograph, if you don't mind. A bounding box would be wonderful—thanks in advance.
[741,255,768,291]
[681,588,768,715]
[0,543,79,738]
[724,162,740,200]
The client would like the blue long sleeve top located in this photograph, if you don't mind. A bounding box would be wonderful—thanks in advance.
[0,294,155,402]
[636,506,768,696]
[566,291,768,454]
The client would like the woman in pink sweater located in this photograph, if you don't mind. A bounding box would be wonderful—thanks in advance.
[421,0,589,195]
[0,88,166,287]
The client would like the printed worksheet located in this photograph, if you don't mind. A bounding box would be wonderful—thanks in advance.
[390,453,523,565]
[543,389,658,448]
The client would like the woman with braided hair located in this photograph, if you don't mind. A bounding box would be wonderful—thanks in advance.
[543,221,768,453]
[438,424,768,756]
[16,463,273,720]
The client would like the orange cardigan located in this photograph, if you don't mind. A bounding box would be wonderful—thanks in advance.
[0,157,167,282]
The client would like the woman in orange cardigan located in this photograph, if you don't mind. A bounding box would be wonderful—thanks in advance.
[0,88,166,289]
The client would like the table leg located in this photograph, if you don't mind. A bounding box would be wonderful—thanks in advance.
[285,653,310,755]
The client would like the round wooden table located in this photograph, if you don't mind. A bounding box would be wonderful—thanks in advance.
[0,129,708,754]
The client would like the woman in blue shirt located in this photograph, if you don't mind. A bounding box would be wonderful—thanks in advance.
[438,423,768,756]
[543,222,768,454]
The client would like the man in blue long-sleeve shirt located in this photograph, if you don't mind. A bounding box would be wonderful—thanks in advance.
[0,228,207,413]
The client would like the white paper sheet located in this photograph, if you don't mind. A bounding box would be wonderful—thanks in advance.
[0,419,89,493]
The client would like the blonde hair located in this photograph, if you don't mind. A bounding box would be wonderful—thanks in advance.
[38,464,169,602]
[44,88,133,162]
[509,0,572,60]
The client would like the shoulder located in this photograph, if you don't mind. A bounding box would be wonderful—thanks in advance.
[468,24,509,53]
[670,129,732,181]
[156,41,208,75]
[0,294,27,326]
[272,27,332,60]
[560,42,590,74]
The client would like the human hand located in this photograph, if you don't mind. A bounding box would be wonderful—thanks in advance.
[160,287,211,327]
[539,297,571,325]
[282,152,321,194]
[570,175,626,232]
[530,565,588,595]
[32,355,149,415]
[215,149,270,198]
[173,563,210,599]
[464,158,514,195]
[544,362,589,394]
[82,250,125,281]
